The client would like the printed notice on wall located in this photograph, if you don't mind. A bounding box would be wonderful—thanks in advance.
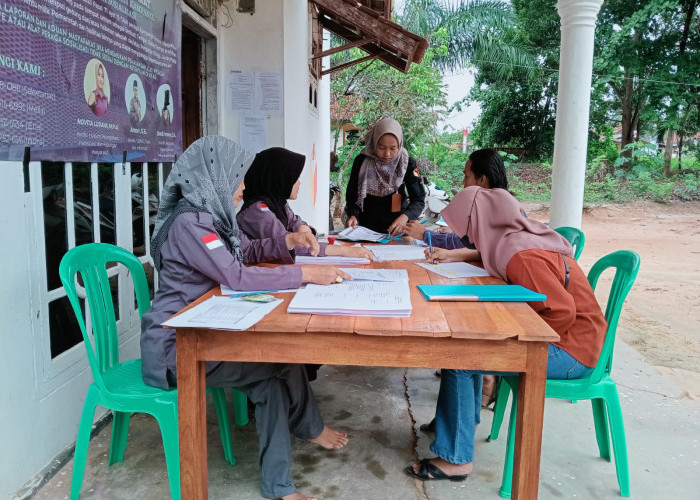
[229,70,254,113]
[229,70,283,117]
[0,0,182,162]
[239,116,267,153]
[255,71,283,116]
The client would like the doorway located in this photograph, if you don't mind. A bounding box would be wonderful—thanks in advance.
[181,26,202,150]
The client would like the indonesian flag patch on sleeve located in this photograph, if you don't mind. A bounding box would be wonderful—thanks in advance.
[259,203,270,212]
[413,168,420,177]
[201,233,223,250]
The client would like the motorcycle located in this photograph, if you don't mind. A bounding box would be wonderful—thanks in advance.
[420,177,450,220]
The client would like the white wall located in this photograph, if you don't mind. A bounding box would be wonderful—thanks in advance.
[0,163,91,498]
[0,162,141,498]
[218,0,330,233]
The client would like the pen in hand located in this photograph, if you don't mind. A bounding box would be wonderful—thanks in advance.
[427,231,434,263]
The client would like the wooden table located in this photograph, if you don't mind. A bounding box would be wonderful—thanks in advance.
[175,260,559,499]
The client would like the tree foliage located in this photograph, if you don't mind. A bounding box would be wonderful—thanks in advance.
[399,0,537,79]
[466,0,559,158]
[593,0,700,161]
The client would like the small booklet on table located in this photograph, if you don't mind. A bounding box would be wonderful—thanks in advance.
[417,284,546,302]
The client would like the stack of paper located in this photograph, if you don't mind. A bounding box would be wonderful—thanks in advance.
[295,255,371,265]
[416,262,491,278]
[339,268,408,282]
[368,245,427,261]
[162,296,283,330]
[288,281,412,317]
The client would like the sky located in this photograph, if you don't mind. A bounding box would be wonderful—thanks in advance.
[438,69,482,135]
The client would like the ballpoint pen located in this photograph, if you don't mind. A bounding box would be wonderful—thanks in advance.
[229,290,278,297]
[427,231,433,260]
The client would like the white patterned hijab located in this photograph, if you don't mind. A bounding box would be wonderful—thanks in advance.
[151,136,255,269]
[356,117,410,210]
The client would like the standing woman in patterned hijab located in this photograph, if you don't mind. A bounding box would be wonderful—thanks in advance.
[142,136,350,500]
[344,117,425,235]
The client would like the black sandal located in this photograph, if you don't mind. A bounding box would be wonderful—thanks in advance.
[419,418,435,433]
[404,458,469,482]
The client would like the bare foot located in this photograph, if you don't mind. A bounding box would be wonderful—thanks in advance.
[410,457,473,477]
[309,425,348,449]
[280,493,318,500]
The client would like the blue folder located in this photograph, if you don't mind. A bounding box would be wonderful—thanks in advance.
[417,284,546,302]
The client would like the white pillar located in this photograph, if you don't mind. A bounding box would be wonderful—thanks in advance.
[549,0,603,229]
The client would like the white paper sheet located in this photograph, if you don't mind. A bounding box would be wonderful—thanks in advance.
[162,296,283,331]
[239,116,267,153]
[338,268,409,282]
[416,261,491,278]
[336,225,390,242]
[255,71,283,116]
[288,281,412,317]
[369,245,428,261]
[220,284,299,295]
[295,255,371,265]
[229,70,254,112]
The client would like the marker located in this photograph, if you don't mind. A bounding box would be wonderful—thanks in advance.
[229,290,278,298]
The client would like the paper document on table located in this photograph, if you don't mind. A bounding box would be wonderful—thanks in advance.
[162,296,283,330]
[336,225,390,242]
[288,281,412,317]
[416,262,491,279]
[295,255,371,265]
[369,245,427,261]
[339,268,408,282]
[220,284,299,294]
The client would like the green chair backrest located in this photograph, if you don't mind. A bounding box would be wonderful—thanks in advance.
[554,226,585,260]
[59,243,151,396]
[585,250,641,384]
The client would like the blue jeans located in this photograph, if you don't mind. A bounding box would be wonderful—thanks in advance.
[430,344,592,464]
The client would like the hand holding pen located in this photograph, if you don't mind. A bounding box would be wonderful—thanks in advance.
[424,247,460,264]
[427,231,434,262]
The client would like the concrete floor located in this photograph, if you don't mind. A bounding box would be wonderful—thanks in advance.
[31,339,700,500]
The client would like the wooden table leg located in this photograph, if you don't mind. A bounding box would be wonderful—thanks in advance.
[512,342,548,500]
[177,330,208,500]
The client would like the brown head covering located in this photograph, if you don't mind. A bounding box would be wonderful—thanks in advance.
[441,186,573,280]
[355,117,409,210]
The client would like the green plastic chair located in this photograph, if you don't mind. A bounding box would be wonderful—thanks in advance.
[554,226,585,261]
[59,243,240,499]
[488,250,640,498]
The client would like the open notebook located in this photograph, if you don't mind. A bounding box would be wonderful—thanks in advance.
[417,284,546,302]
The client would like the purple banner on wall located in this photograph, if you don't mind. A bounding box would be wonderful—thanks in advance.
[0,0,182,162]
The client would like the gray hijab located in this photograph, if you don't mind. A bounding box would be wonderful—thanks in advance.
[356,117,410,210]
[151,136,255,270]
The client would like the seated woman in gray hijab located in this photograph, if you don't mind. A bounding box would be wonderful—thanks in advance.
[141,136,350,500]
[345,117,425,235]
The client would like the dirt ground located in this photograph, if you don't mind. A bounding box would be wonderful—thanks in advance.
[522,200,700,399]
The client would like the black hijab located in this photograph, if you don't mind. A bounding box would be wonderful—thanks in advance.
[241,147,306,228]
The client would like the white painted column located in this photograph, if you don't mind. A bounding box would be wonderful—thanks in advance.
[549,0,603,229]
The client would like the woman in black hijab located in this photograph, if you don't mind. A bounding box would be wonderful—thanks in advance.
[237,147,372,260]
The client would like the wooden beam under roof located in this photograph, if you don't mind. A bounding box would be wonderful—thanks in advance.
[310,0,428,75]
